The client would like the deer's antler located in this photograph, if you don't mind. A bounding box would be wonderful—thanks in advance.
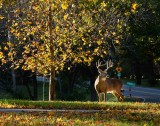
[104,60,113,73]
[96,60,108,74]
[96,60,107,68]
[96,59,113,74]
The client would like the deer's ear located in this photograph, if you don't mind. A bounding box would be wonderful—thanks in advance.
[98,69,103,74]
[104,69,108,73]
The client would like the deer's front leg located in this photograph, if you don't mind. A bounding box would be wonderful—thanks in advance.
[98,93,102,102]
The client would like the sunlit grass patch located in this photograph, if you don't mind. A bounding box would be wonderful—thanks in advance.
[0,99,160,111]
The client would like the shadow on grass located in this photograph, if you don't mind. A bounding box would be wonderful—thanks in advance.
[124,96,144,102]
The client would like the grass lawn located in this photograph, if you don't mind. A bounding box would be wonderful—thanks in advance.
[0,99,160,126]
[0,79,159,125]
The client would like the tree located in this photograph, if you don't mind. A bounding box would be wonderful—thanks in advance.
[0,0,18,94]
[121,0,160,85]
[0,0,39,99]
[0,0,136,100]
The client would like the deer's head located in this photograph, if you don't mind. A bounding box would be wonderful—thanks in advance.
[96,60,113,78]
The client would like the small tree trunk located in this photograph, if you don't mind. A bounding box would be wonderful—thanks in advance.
[8,25,16,94]
[134,60,142,85]
[49,66,55,101]
[32,73,38,100]
[26,82,33,100]
[43,76,46,101]
[90,75,97,101]
[67,66,77,95]
[147,57,157,87]
[87,66,97,101]
[48,0,56,101]
[11,68,16,93]
[57,74,62,94]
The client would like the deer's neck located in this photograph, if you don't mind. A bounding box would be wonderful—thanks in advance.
[99,76,107,81]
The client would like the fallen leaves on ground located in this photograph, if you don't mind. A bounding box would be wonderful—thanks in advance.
[0,107,159,126]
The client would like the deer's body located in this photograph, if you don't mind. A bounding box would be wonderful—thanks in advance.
[95,77,123,93]
[95,76,123,101]
[95,60,124,102]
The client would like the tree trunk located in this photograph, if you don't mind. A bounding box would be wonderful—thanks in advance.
[67,66,77,95]
[87,66,97,101]
[48,0,56,101]
[90,75,97,101]
[23,71,33,100]
[11,68,16,93]
[147,57,157,87]
[49,66,55,101]
[57,74,62,94]
[8,26,16,94]
[43,76,46,101]
[25,81,33,100]
[32,73,38,100]
[134,60,142,85]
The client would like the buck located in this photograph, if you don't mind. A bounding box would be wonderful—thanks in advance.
[94,60,124,102]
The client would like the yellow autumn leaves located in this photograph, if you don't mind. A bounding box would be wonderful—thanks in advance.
[0,51,6,64]
[131,3,138,13]
[0,51,3,58]
[0,103,159,126]
[0,15,4,20]
[61,2,68,10]
[0,0,141,74]
[63,14,68,20]
[132,3,138,10]
[125,3,138,16]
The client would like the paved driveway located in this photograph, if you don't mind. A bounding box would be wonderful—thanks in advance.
[123,85,160,103]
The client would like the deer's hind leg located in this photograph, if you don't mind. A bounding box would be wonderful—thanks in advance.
[112,92,120,101]
[104,93,107,102]
[113,91,124,102]
[116,91,124,102]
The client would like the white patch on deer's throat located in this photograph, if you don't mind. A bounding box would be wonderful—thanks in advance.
[101,77,106,81]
